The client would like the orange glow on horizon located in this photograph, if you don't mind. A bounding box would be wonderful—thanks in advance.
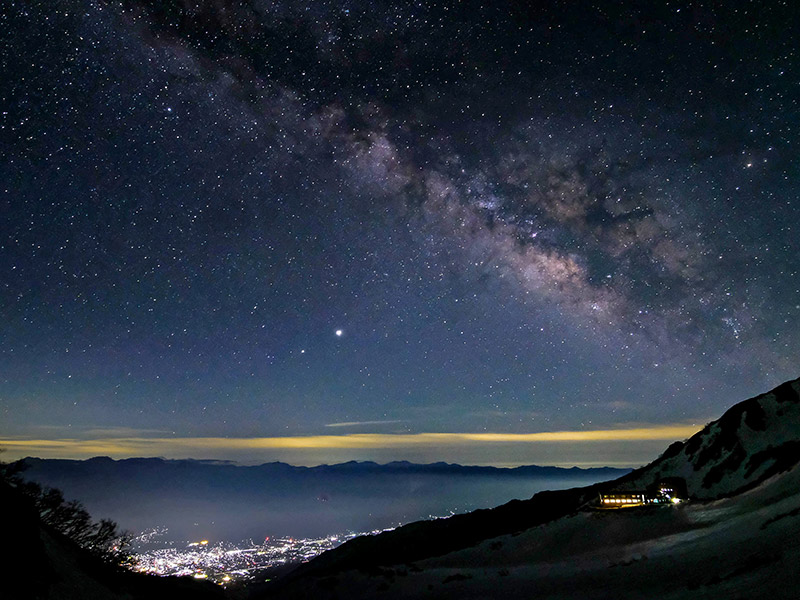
[0,423,702,461]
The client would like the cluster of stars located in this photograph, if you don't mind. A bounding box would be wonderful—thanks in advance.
[1,0,798,460]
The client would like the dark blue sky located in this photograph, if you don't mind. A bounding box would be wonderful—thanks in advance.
[1,0,798,466]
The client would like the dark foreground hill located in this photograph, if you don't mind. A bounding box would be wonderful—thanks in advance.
[256,376,800,599]
[0,480,226,600]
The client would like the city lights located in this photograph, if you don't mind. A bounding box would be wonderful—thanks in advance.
[129,527,394,585]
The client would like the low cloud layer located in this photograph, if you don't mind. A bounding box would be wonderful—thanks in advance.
[1,423,701,468]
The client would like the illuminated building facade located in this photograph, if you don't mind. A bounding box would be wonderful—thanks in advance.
[598,492,647,507]
[597,478,687,508]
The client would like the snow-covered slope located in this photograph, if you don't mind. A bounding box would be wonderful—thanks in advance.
[283,461,800,599]
[615,377,800,499]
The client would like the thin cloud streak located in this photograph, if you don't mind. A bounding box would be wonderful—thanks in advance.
[324,420,407,428]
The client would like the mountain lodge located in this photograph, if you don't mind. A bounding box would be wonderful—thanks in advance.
[598,478,687,508]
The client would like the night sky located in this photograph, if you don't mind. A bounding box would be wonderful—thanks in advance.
[2,0,798,467]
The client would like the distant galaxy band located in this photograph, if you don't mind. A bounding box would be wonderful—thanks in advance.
[2,0,797,458]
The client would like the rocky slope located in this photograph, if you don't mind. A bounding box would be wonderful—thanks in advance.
[614,377,800,499]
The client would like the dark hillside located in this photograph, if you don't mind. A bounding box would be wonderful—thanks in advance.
[261,481,616,594]
[0,481,226,600]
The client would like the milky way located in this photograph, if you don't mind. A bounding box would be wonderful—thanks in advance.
[1,1,798,465]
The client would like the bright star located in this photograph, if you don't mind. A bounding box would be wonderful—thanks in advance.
[335,329,343,337]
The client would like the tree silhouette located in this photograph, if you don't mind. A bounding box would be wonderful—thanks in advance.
[0,456,132,566]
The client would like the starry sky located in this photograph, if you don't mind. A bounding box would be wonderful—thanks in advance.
[1,0,798,467]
